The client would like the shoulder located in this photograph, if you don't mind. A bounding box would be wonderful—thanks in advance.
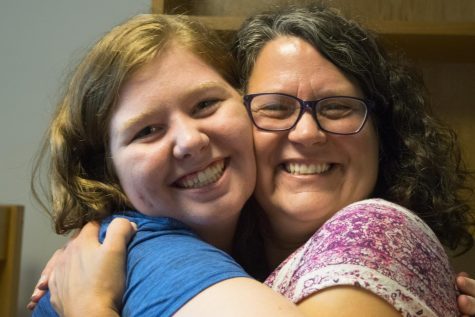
[32,291,60,317]
[119,215,249,317]
[321,199,441,251]
[266,198,458,317]
[326,198,433,235]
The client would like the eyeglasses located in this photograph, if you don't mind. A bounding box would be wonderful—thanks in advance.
[243,93,373,135]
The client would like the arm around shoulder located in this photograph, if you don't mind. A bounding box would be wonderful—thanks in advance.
[174,277,305,317]
[297,286,401,317]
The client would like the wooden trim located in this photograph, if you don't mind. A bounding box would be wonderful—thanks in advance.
[181,16,475,62]
[0,210,7,261]
[0,205,24,317]
[151,0,165,14]
[369,21,475,36]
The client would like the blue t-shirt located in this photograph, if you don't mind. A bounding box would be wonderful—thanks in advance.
[33,211,249,316]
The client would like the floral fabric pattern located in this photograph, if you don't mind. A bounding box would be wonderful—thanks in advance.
[265,199,458,317]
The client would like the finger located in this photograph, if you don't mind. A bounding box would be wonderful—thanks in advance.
[30,288,47,303]
[34,274,48,292]
[102,218,137,252]
[28,247,65,308]
[37,248,65,290]
[48,268,60,313]
[458,271,470,278]
[457,275,475,295]
[75,221,102,243]
[458,294,475,316]
[26,301,37,311]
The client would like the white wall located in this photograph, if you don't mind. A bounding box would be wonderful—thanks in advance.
[0,1,150,316]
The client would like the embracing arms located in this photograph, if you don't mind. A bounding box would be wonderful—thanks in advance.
[29,216,475,317]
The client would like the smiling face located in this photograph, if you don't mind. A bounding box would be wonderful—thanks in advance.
[108,44,256,240]
[247,36,379,239]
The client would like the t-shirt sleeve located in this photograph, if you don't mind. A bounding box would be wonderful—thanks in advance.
[122,228,249,317]
[32,291,60,317]
[265,198,458,317]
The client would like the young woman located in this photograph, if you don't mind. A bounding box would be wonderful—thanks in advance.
[31,14,304,317]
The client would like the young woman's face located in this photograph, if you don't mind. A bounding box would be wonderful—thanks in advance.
[247,36,379,237]
[109,44,256,233]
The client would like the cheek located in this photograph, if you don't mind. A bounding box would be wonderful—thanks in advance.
[114,160,142,197]
[253,130,281,169]
[350,127,379,193]
[224,107,255,150]
[113,149,160,194]
[115,159,161,213]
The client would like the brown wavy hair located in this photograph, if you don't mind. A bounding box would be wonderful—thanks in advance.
[232,2,474,276]
[31,14,239,234]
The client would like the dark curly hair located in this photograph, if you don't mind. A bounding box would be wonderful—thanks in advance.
[232,2,474,277]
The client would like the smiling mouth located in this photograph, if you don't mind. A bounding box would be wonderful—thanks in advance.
[284,163,331,175]
[175,160,226,189]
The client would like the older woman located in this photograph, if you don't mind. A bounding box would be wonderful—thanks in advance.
[229,4,474,316]
[31,3,475,317]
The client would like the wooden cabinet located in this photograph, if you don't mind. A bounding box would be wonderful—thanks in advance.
[152,0,475,274]
[152,0,475,62]
[0,205,23,317]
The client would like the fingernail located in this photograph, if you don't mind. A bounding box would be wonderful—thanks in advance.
[39,274,47,283]
[36,274,47,288]
[130,222,138,231]
[32,289,41,297]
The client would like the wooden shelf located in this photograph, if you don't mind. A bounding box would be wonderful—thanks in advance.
[372,21,475,62]
[186,16,475,62]
[0,205,24,317]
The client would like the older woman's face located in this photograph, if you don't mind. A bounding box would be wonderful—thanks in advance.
[247,36,379,236]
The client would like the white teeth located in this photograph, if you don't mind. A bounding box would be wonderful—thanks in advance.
[286,163,330,175]
[177,160,225,189]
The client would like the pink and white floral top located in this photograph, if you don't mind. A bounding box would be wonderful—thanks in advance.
[265,199,458,317]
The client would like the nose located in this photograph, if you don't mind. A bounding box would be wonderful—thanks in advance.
[288,111,327,147]
[173,119,210,160]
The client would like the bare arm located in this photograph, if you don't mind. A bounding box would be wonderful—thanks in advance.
[175,280,400,317]
[174,278,304,317]
[29,215,475,317]
[297,286,401,317]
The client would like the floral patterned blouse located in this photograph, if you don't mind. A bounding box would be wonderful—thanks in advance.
[265,199,458,317]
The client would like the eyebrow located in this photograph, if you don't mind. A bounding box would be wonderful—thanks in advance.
[120,81,229,132]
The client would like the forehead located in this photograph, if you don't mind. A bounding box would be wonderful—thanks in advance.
[248,36,362,97]
[117,44,228,103]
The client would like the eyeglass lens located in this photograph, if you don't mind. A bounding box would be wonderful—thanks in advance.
[247,94,368,134]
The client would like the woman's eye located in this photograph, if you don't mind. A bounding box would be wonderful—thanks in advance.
[319,104,353,119]
[254,103,295,118]
[192,99,220,116]
[133,125,161,141]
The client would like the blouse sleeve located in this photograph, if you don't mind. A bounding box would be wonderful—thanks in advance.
[264,198,458,317]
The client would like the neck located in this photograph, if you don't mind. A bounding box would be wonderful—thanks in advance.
[193,217,238,253]
[261,216,316,271]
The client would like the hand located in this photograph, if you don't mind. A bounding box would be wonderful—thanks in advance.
[27,248,65,310]
[49,218,136,317]
[457,272,475,317]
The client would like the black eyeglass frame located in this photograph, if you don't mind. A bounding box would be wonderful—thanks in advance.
[243,92,374,135]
